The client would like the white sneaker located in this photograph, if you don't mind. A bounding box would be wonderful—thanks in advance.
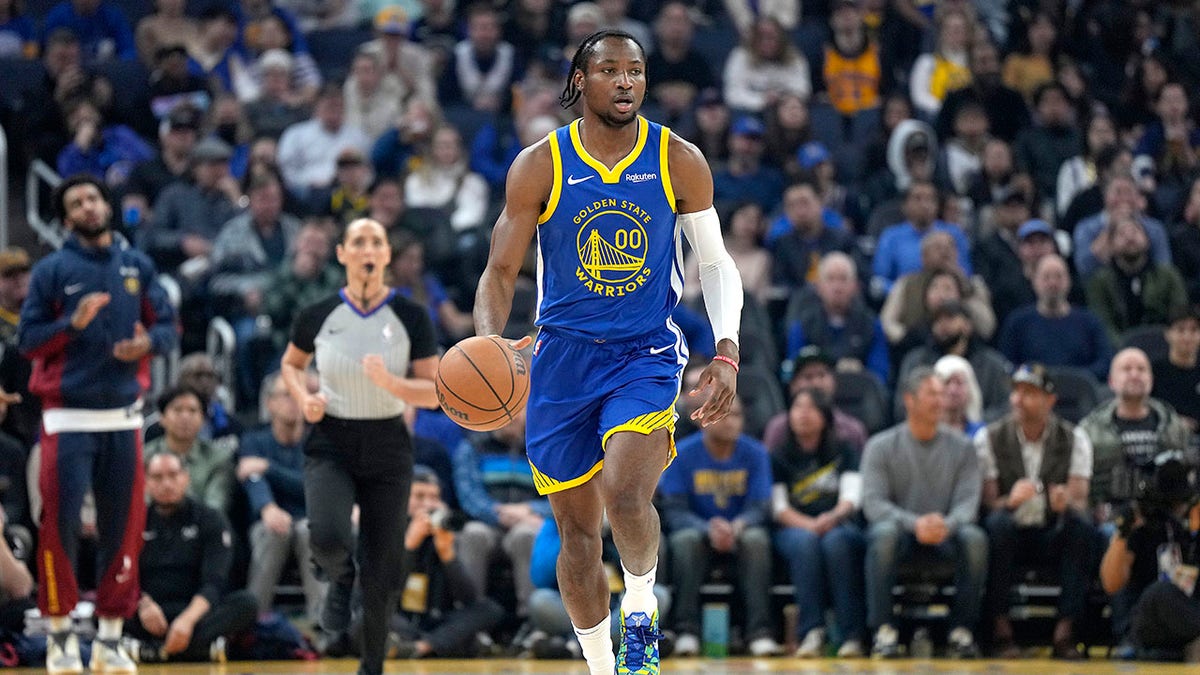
[46,633,82,675]
[89,639,137,674]
[749,637,782,657]
[837,639,864,658]
[794,628,825,658]
[673,633,700,656]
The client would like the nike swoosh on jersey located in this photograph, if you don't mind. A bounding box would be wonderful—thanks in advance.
[567,174,594,185]
[65,283,85,295]
[649,345,673,355]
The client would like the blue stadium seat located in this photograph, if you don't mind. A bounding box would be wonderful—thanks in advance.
[1120,324,1168,364]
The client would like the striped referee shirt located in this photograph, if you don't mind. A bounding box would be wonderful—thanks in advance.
[291,289,438,420]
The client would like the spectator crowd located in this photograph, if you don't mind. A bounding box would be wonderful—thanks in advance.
[1,0,1200,666]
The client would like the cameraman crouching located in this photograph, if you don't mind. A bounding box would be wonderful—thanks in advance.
[1100,459,1200,661]
[383,466,503,658]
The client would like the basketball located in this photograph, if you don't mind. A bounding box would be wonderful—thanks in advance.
[436,335,531,431]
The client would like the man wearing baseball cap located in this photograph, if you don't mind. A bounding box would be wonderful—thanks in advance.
[714,115,786,213]
[974,363,1095,659]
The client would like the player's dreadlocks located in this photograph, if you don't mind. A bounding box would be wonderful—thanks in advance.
[559,29,645,109]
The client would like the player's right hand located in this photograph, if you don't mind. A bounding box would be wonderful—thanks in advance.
[70,292,110,330]
[302,393,328,423]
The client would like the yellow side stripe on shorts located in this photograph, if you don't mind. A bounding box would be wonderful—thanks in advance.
[528,458,605,496]
[601,408,676,451]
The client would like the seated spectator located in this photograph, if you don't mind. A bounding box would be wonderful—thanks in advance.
[712,115,786,214]
[387,466,504,657]
[239,373,322,623]
[771,388,866,658]
[972,189,1036,326]
[0,0,36,59]
[187,8,249,95]
[763,346,869,455]
[343,43,403,142]
[1056,113,1117,219]
[311,147,373,227]
[762,96,813,182]
[686,88,731,166]
[42,0,136,63]
[785,252,889,385]
[438,3,516,114]
[363,6,436,107]
[880,231,994,349]
[871,181,972,296]
[0,504,33,616]
[597,0,651,51]
[1118,460,1200,662]
[1061,144,1133,236]
[863,118,938,217]
[1014,83,1080,206]
[803,142,861,231]
[1134,82,1200,202]
[997,253,1112,380]
[238,12,321,106]
[963,140,1020,215]
[1000,11,1056,101]
[975,363,1094,659]
[1152,305,1200,431]
[1081,348,1192,522]
[646,1,715,123]
[144,353,242,448]
[862,367,985,658]
[1170,176,1200,303]
[211,169,302,407]
[452,412,547,617]
[370,96,440,180]
[937,40,1029,145]
[909,7,973,119]
[1086,214,1188,346]
[659,397,779,657]
[935,355,985,437]
[389,230,474,348]
[121,104,201,228]
[685,202,771,304]
[816,0,881,122]
[144,385,236,515]
[769,182,855,291]
[56,98,154,190]
[0,417,28,534]
[128,453,257,662]
[258,221,341,367]
[722,16,811,114]
[148,43,212,121]
[367,175,420,233]
[1073,174,1171,281]
[897,301,1012,417]
[242,49,309,140]
[939,100,990,196]
[142,137,241,274]
[277,83,371,198]
[469,103,560,193]
[135,0,199,69]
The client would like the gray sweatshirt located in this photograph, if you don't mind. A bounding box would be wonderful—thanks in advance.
[862,423,981,532]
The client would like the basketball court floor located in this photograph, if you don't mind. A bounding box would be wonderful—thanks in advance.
[10,658,1192,674]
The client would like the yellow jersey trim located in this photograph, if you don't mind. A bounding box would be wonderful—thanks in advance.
[530,458,605,495]
[601,407,679,471]
[569,116,649,184]
[659,125,676,212]
[538,131,563,225]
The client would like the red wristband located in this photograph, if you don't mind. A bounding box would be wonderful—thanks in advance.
[712,354,739,372]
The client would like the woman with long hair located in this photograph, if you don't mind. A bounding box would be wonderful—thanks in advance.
[934,354,985,436]
[722,16,812,113]
[772,388,867,659]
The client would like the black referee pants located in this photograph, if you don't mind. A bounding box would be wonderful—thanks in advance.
[305,416,413,675]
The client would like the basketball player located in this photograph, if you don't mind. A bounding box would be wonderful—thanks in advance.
[475,31,743,675]
[21,175,178,674]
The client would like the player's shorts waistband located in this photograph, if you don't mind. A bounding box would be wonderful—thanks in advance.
[537,325,663,345]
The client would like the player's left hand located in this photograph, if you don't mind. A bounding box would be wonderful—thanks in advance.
[690,353,738,427]
[113,322,151,362]
[164,616,195,655]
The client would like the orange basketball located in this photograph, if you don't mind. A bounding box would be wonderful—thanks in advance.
[436,335,530,431]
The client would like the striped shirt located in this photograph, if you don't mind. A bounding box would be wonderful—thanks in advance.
[291,289,437,420]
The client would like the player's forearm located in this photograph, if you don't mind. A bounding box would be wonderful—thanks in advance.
[474,267,515,337]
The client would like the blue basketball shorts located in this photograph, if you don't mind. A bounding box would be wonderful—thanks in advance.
[525,323,689,495]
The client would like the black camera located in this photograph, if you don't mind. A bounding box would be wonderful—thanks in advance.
[428,507,467,532]
[1114,457,1198,537]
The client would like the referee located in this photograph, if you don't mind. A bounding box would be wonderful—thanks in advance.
[279,218,439,675]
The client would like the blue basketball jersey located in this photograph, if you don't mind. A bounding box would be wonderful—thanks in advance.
[534,116,682,341]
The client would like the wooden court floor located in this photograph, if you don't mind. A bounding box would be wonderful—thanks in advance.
[11,658,1192,674]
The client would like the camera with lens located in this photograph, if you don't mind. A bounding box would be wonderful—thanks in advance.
[1113,456,1198,537]
[428,507,467,532]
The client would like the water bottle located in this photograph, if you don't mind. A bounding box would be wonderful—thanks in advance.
[701,602,729,658]
[910,627,933,659]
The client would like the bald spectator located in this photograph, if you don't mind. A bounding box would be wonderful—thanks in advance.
[1085,214,1188,346]
[999,254,1112,380]
[785,253,889,385]
[1073,174,1171,281]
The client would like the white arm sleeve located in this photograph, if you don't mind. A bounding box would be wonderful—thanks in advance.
[678,206,743,347]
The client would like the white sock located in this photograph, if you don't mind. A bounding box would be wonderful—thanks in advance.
[573,616,615,675]
[620,560,658,617]
[97,617,123,641]
[48,616,71,634]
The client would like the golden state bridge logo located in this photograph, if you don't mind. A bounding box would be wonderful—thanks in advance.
[574,199,653,296]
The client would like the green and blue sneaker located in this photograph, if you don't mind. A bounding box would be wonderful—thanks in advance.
[617,611,662,674]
